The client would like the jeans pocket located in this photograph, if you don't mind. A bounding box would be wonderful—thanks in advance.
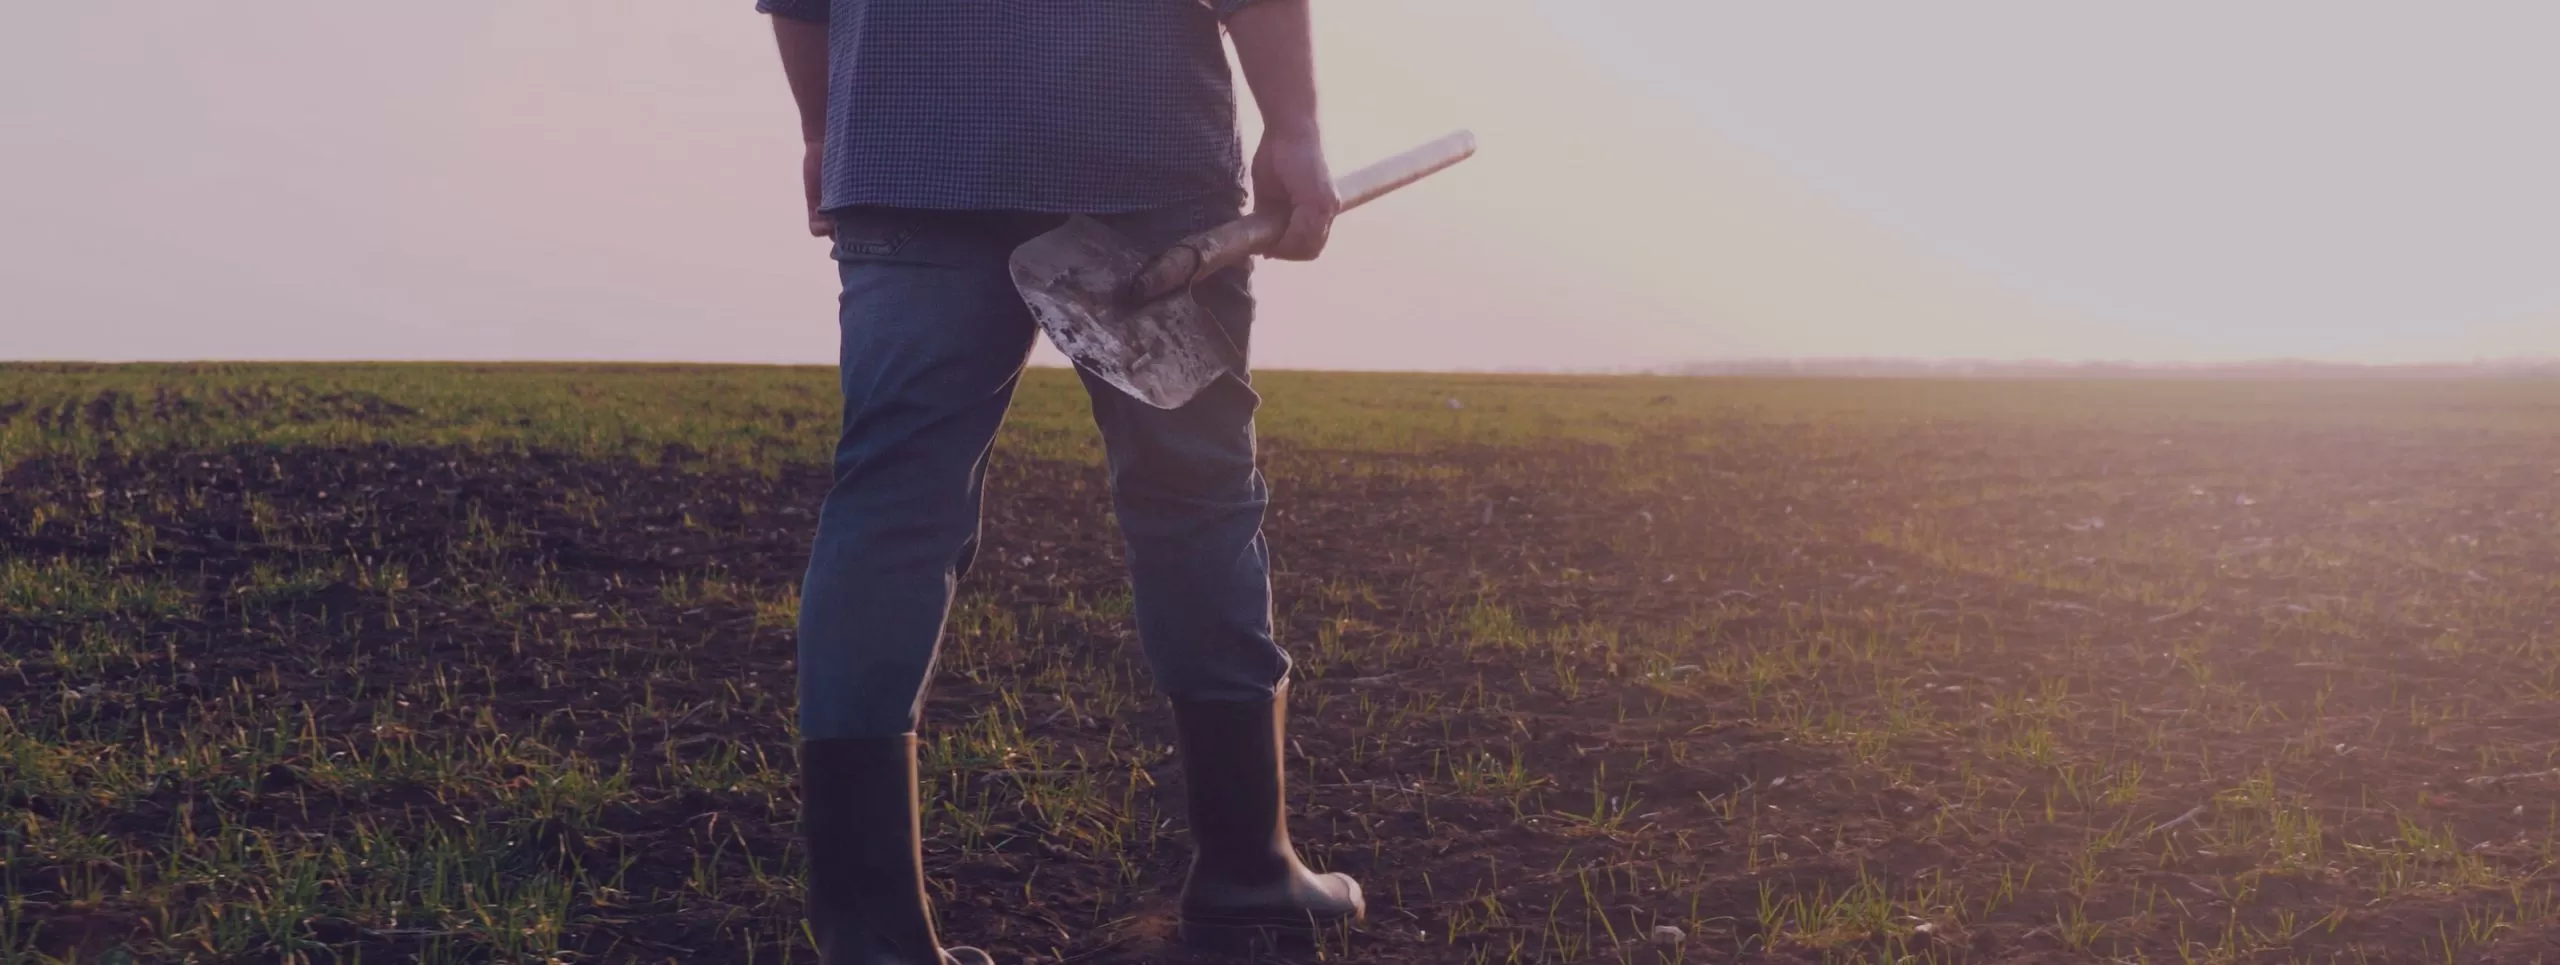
[830,208,919,261]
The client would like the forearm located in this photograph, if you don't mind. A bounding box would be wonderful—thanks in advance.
[1225,0,1319,137]
[772,16,831,142]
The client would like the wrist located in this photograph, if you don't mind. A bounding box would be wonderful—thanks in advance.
[1260,116,1321,141]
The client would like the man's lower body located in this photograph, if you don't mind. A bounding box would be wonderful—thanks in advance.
[792,198,1362,964]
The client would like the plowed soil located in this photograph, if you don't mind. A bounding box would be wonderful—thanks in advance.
[9,368,2560,964]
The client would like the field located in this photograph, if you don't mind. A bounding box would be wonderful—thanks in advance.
[7,363,2560,964]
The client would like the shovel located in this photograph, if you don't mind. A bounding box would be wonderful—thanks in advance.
[1011,130,1478,409]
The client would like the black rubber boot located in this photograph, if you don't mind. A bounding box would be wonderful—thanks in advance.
[1170,680,1365,955]
[799,735,994,965]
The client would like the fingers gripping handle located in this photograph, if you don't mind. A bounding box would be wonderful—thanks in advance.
[1121,130,1479,304]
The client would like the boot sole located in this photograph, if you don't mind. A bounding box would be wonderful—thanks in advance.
[1178,900,1364,958]
[1178,916,1356,957]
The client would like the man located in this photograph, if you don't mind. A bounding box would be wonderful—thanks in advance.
[756,1,1360,962]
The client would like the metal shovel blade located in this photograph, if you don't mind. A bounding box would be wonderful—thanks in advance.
[1009,215,1243,410]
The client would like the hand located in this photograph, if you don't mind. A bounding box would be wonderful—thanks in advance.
[802,139,832,238]
[1251,127,1339,261]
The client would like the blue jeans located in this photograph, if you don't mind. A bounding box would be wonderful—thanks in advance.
[796,199,1290,740]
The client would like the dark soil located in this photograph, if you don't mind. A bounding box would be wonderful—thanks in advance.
[9,413,2560,964]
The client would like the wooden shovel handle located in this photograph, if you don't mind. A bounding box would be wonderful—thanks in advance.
[1122,130,1478,304]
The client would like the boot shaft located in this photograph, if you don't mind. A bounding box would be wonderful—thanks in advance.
[1169,686,1296,883]
[800,735,949,964]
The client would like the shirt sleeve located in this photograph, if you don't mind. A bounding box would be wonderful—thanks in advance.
[756,0,830,23]
[1213,0,1264,21]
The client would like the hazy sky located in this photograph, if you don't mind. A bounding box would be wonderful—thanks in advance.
[8,2,2560,370]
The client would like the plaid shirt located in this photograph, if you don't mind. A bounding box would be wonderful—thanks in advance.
[757,0,1261,214]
